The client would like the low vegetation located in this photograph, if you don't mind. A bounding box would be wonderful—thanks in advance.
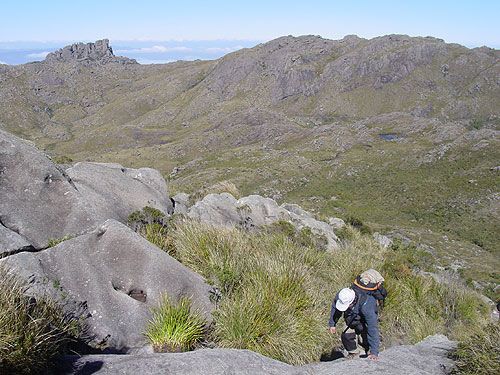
[0,265,76,374]
[451,323,500,375]
[161,220,488,365]
[47,235,73,248]
[145,295,206,352]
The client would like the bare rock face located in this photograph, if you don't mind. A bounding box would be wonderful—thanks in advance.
[1,219,213,352]
[0,130,172,252]
[0,129,98,249]
[0,224,33,256]
[55,335,455,374]
[66,162,174,224]
[45,39,136,64]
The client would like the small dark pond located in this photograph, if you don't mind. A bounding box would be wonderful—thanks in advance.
[379,133,399,141]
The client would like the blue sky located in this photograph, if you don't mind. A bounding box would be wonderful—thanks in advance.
[0,0,498,65]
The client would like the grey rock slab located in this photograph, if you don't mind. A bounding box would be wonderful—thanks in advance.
[0,223,33,256]
[1,219,213,352]
[56,349,298,375]
[172,193,190,215]
[188,193,241,227]
[66,162,174,223]
[304,335,456,375]
[328,217,346,230]
[373,232,393,249]
[56,335,455,375]
[281,204,339,251]
[0,129,98,248]
[238,195,291,227]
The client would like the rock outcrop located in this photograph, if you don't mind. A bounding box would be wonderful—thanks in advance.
[187,193,339,250]
[45,39,136,64]
[66,162,174,223]
[0,130,172,251]
[0,129,203,352]
[55,335,455,374]
[1,219,213,351]
[0,129,98,249]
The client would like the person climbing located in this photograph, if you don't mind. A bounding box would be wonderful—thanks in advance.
[328,269,387,361]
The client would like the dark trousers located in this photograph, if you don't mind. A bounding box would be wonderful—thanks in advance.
[341,323,369,354]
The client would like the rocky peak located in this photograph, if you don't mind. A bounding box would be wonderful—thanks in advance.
[45,39,136,64]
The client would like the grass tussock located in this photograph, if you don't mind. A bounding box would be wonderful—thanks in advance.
[451,323,500,375]
[0,265,76,374]
[146,220,488,365]
[145,295,205,352]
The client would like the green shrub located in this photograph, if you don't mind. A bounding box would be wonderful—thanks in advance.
[0,265,76,374]
[127,206,167,231]
[451,323,500,375]
[145,295,205,352]
[345,215,372,234]
[469,118,485,130]
[380,242,488,345]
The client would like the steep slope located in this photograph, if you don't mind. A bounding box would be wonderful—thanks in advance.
[0,36,498,296]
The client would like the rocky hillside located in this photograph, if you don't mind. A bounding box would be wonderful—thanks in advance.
[1,129,465,374]
[0,36,498,296]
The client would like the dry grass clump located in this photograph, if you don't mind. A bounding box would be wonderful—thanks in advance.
[451,322,500,375]
[0,265,76,374]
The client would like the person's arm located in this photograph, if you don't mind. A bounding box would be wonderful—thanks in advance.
[362,298,380,357]
[328,299,342,328]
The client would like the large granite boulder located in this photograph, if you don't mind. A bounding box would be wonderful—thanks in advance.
[188,193,339,250]
[1,219,213,352]
[56,335,456,374]
[0,129,97,249]
[66,162,174,223]
[0,130,173,252]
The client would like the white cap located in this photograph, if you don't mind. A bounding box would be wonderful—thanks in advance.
[335,288,355,311]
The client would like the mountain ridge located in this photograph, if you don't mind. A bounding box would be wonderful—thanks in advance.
[0,34,498,297]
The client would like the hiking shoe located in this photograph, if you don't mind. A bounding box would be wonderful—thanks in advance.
[345,352,359,360]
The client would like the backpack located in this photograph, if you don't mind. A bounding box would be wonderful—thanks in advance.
[344,291,368,329]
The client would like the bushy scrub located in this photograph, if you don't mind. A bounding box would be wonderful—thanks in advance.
[451,323,500,375]
[145,295,205,352]
[172,222,385,364]
[0,266,76,374]
[380,241,488,345]
[159,221,489,365]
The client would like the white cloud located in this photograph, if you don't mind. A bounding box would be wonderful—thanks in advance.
[116,45,192,54]
[27,51,50,59]
[204,45,244,54]
[136,58,174,65]
[0,60,8,65]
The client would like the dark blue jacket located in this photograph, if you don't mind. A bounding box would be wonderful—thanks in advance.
[329,291,380,355]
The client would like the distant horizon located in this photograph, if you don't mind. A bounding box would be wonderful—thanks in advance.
[1,32,498,66]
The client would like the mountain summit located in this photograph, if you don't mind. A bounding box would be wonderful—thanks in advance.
[45,39,136,64]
